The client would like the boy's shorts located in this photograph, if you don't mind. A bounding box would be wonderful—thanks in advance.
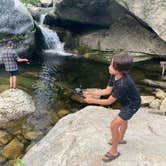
[119,105,140,121]
[9,70,18,76]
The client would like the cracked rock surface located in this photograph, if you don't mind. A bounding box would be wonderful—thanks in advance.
[23,106,166,166]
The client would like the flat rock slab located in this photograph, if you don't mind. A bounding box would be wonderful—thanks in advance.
[23,106,166,166]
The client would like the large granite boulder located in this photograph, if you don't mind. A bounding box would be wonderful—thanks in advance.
[53,0,126,25]
[0,0,35,56]
[80,18,166,60]
[115,0,166,41]
[53,0,166,59]
[0,89,35,123]
[23,106,166,166]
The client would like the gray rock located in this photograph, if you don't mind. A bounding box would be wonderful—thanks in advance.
[23,106,166,166]
[40,0,53,7]
[115,0,166,41]
[80,18,166,59]
[160,98,166,112]
[149,99,161,109]
[0,0,35,56]
[0,89,36,123]
[141,96,155,106]
[155,89,166,100]
[53,0,128,26]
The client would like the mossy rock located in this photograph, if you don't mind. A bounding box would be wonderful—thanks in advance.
[2,138,24,159]
[57,109,70,118]
[0,154,7,165]
[25,142,36,152]
[0,130,13,145]
[50,112,59,124]
[23,131,43,140]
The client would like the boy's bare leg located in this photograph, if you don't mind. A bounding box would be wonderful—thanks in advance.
[12,76,17,89]
[9,76,13,89]
[119,120,128,141]
[108,118,127,144]
[102,116,126,160]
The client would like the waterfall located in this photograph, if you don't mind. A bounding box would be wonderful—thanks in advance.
[29,14,74,129]
[39,13,68,55]
[40,13,47,25]
[34,14,72,112]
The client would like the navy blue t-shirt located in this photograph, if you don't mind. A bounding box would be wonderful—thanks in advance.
[107,73,141,110]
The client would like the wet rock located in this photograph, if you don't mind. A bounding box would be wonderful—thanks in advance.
[0,155,7,165]
[25,143,36,153]
[0,130,12,145]
[23,131,43,140]
[2,138,24,159]
[57,109,70,118]
[71,94,85,103]
[50,112,59,124]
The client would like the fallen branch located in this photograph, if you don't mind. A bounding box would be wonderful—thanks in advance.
[141,79,166,89]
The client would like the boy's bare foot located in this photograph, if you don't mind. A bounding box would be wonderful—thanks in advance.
[108,139,126,145]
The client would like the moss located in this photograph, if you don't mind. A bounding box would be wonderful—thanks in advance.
[20,0,40,6]
[14,157,24,166]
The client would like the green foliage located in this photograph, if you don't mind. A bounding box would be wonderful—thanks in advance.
[20,0,40,6]
[14,158,24,166]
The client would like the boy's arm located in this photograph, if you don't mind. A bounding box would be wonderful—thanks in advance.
[84,95,117,105]
[17,58,28,62]
[83,86,112,97]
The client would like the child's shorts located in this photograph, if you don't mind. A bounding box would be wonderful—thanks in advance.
[119,105,140,121]
[9,70,18,76]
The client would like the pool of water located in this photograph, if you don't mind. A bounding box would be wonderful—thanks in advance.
[0,55,164,163]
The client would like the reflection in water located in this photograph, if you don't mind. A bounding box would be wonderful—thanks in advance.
[33,64,56,111]
[27,56,72,130]
[27,57,60,130]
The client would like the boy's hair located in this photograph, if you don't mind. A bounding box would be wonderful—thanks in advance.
[112,54,133,72]
[7,41,14,48]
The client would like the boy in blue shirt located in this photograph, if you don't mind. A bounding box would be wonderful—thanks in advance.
[2,41,29,90]
[84,54,141,162]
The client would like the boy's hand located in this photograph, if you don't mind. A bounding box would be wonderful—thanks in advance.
[83,90,94,97]
[84,96,95,104]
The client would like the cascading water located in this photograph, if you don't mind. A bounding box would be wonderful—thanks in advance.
[29,14,72,129]
[39,13,67,54]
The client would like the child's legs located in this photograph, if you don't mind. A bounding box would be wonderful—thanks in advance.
[12,76,17,89]
[9,71,18,89]
[109,115,127,154]
[9,76,13,88]
[119,120,128,141]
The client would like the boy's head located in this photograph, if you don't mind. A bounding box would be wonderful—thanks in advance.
[109,54,133,74]
[7,41,14,48]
